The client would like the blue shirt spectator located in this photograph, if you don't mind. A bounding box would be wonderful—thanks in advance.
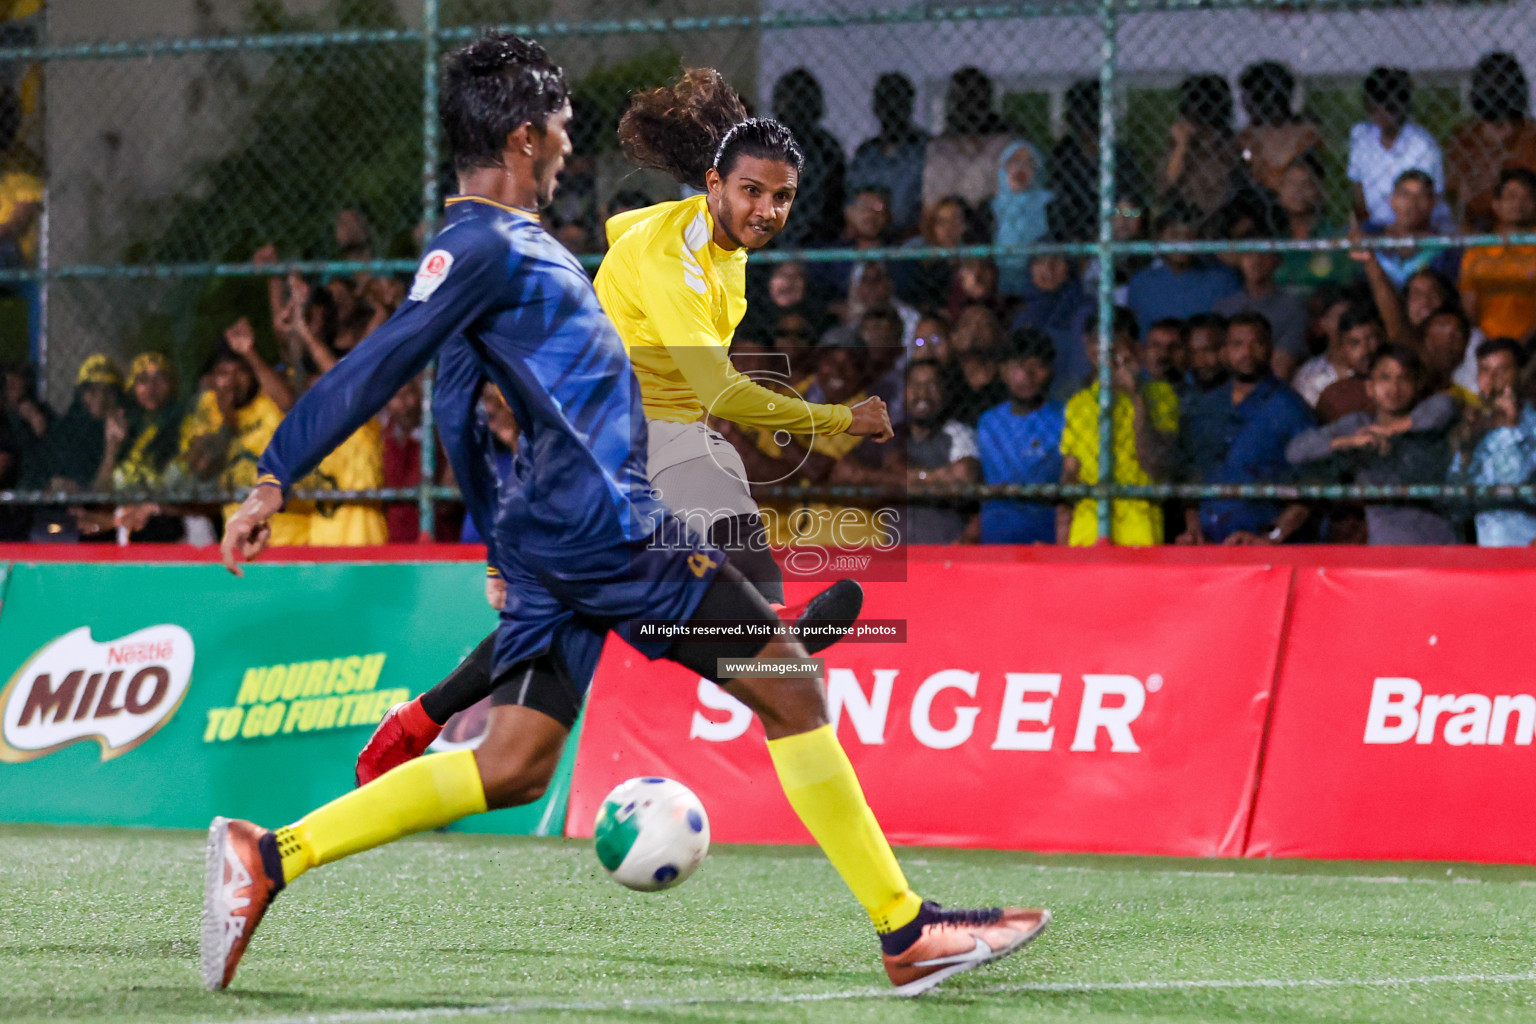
[977,326,1065,543]
[1126,203,1239,336]
[1178,312,1314,541]
[1126,259,1239,339]
[1453,406,1536,546]
[847,73,928,236]
[1450,338,1536,546]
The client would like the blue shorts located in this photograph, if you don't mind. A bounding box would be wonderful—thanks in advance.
[490,513,725,690]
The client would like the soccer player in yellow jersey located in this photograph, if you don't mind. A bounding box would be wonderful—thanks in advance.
[595,70,893,607]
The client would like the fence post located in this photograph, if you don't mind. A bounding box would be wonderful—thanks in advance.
[35,1,48,393]
[416,0,442,542]
[1094,0,1119,544]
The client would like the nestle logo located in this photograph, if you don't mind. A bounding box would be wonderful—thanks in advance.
[107,640,175,666]
[0,625,194,762]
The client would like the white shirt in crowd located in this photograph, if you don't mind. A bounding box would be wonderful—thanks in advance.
[1453,328,1490,395]
[1347,120,1443,226]
[1291,354,1345,408]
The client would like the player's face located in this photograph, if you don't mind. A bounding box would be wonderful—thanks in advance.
[531,101,574,209]
[709,156,798,250]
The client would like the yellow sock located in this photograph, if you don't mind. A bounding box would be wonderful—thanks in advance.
[273,749,487,884]
[766,724,923,932]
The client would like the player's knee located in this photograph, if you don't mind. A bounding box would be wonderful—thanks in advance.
[752,675,828,738]
[473,749,555,809]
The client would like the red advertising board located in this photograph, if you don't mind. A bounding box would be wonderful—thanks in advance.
[568,556,1289,857]
[1247,567,1536,863]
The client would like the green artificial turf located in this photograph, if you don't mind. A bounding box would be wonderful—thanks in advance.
[5,823,1536,1023]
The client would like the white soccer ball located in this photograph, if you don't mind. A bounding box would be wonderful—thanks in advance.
[593,776,710,891]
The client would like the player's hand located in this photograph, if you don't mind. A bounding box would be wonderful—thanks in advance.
[847,396,894,442]
[485,574,507,610]
[221,485,283,577]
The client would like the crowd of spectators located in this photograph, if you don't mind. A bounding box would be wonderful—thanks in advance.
[0,209,482,546]
[677,53,1536,548]
[20,52,1536,547]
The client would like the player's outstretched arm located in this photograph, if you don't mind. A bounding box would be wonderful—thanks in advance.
[220,483,283,577]
[256,237,506,497]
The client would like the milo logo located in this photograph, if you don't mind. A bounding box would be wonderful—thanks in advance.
[0,625,194,762]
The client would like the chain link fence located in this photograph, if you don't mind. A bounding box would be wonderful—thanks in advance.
[7,0,1536,546]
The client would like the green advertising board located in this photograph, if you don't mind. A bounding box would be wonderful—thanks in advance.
[0,561,577,837]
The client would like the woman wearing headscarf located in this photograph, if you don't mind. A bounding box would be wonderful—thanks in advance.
[109,352,192,542]
[28,353,123,493]
[992,140,1053,296]
[22,354,122,541]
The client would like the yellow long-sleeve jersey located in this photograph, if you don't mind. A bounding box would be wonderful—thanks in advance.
[596,194,854,436]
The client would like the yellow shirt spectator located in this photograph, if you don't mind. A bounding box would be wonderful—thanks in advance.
[306,419,388,546]
[0,170,41,264]
[1061,381,1179,546]
[184,389,310,546]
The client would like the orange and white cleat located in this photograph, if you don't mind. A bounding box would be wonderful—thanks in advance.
[200,816,285,991]
[882,902,1051,996]
[355,696,442,787]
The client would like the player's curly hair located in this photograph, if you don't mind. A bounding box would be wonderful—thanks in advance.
[618,68,748,190]
[620,69,804,194]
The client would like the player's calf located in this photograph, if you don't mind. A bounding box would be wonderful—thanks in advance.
[473,704,569,809]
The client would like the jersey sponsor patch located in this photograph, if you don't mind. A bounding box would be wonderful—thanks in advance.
[409,249,454,302]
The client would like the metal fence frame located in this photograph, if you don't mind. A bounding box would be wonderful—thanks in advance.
[9,0,1535,543]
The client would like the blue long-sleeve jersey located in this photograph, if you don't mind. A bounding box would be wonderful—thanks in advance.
[257,196,668,563]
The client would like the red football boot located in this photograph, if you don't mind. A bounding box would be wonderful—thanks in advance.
[355,696,442,786]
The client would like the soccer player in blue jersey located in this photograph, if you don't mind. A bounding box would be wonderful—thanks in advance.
[200,33,1048,996]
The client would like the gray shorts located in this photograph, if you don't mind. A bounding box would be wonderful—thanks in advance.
[645,419,759,534]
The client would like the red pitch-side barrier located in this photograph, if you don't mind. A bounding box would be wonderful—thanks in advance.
[1246,566,1536,863]
[6,541,1535,862]
[566,546,1536,864]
